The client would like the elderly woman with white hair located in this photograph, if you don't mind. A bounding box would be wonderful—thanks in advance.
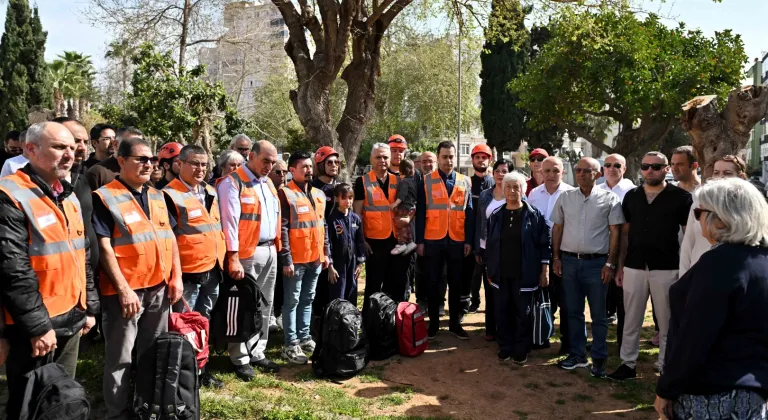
[214,149,245,185]
[481,171,551,364]
[656,177,768,420]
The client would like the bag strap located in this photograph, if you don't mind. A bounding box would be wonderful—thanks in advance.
[164,337,184,418]
[150,338,169,419]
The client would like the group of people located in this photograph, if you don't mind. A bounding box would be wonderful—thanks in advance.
[0,121,766,420]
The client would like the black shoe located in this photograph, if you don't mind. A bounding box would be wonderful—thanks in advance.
[251,358,281,373]
[468,302,480,313]
[558,355,589,370]
[512,355,528,365]
[428,324,439,341]
[607,364,637,381]
[201,369,224,389]
[232,363,256,382]
[558,346,571,356]
[497,351,512,361]
[448,326,469,340]
[591,359,606,378]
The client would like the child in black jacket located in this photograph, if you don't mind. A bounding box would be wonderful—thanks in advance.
[327,183,366,303]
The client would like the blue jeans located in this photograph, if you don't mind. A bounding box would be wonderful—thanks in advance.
[283,261,321,346]
[174,268,221,319]
[562,254,608,360]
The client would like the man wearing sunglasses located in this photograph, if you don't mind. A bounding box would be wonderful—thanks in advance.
[526,148,548,196]
[608,152,692,381]
[0,130,22,170]
[1,129,29,178]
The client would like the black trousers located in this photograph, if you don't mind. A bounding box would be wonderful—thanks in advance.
[464,254,481,306]
[363,238,412,311]
[493,280,532,359]
[482,264,496,336]
[425,242,468,328]
[415,255,427,302]
[606,280,619,317]
[5,327,80,418]
[547,264,570,352]
[274,260,284,317]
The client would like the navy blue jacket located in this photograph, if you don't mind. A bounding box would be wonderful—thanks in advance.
[657,243,768,400]
[482,201,551,290]
[327,209,366,267]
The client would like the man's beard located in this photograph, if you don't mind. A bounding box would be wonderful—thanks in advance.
[473,164,488,173]
[645,177,663,186]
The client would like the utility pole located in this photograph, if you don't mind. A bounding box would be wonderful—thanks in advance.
[457,30,462,172]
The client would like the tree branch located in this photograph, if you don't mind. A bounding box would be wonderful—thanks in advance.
[379,0,413,30]
[185,37,221,47]
[367,0,395,29]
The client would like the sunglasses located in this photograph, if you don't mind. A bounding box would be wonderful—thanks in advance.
[236,147,250,153]
[273,170,288,175]
[530,156,546,162]
[640,163,666,171]
[129,155,159,164]
[604,163,622,169]
[693,208,712,220]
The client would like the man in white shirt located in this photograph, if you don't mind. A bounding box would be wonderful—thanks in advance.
[598,154,635,201]
[528,156,575,353]
[0,129,29,177]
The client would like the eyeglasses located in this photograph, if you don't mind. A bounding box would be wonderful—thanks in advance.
[574,168,595,174]
[693,208,712,220]
[183,160,208,168]
[604,163,622,169]
[530,156,546,162]
[325,160,340,166]
[640,163,666,171]
[98,136,115,142]
[236,147,250,153]
[129,156,159,164]
[273,170,287,175]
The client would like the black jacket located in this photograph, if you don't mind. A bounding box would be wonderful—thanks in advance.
[0,164,99,338]
[71,163,99,270]
[657,243,768,400]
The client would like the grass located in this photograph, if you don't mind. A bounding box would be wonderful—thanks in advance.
[555,399,566,405]
[610,378,658,411]
[512,409,529,419]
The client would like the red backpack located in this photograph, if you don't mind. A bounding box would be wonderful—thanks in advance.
[169,299,210,369]
[395,302,428,357]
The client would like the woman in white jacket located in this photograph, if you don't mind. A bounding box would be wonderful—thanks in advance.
[679,155,747,276]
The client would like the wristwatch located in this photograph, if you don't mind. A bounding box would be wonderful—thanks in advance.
[605,262,616,269]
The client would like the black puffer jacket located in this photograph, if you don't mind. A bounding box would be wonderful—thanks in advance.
[0,164,99,338]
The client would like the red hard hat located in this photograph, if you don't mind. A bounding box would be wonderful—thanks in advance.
[314,146,339,164]
[471,143,492,158]
[158,142,183,160]
[530,148,549,158]
[387,134,407,149]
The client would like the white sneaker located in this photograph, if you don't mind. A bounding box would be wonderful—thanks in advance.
[282,345,308,364]
[403,242,418,254]
[299,338,316,353]
[391,244,408,255]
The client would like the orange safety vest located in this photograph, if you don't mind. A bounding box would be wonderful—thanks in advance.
[163,178,226,273]
[226,166,282,259]
[424,170,471,242]
[361,171,399,239]
[94,180,174,295]
[0,172,87,324]
[282,180,325,264]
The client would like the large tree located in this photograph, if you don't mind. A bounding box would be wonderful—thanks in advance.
[510,8,747,177]
[0,0,50,133]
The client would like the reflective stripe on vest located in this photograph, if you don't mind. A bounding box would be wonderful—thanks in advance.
[282,181,325,264]
[95,180,174,295]
[227,166,281,259]
[164,179,226,273]
[423,171,470,242]
[361,171,398,239]
[0,172,87,324]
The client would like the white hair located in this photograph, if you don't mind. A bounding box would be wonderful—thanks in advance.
[502,171,528,195]
[696,177,768,247]
[25,122,51,146]
[217,149,245,168]
[371,142,390,156]
[229,134,251,148]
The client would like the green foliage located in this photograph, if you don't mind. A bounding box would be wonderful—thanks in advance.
[0,0,50,133]
[510,8,746,157]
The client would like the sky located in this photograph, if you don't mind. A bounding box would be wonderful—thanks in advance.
[0,0,766,73]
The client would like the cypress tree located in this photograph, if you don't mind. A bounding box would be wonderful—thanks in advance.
[28,7,52,109]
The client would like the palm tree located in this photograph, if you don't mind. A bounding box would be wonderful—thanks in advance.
[106,40,134,94]
[48,60,77,117]
[57,51,95,120]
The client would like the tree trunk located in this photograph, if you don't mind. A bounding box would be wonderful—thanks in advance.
[289,80,335,147]
[682,86,768,180]
[337,22,385,178]
[178,0,191,67]
[78,97,88,118]
[121,57,129,93]
[54,89,66,117]
[66,100,75,119]
[71,97,80,121]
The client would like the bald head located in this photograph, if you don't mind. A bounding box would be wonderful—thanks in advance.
[603,153,627,186]
[575,157,602,189]
[248,139,278,178]
[542,156,565,190]
[420,152,437,173]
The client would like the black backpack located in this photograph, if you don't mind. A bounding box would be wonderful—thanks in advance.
[17,361,89,420]
[364,292,398,360]
[134,332,200,420]
[311,299,368,378]
[210,272,267,353]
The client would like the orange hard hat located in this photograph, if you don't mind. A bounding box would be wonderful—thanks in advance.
[158,142,183,160]
[471,143,492,158]
[387,134,407,149]
[314,146,339,164]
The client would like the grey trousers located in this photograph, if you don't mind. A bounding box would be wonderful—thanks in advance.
[228,245,277,365]
[102,284,168,420]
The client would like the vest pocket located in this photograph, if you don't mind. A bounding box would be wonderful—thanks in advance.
[114,244,148,279]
